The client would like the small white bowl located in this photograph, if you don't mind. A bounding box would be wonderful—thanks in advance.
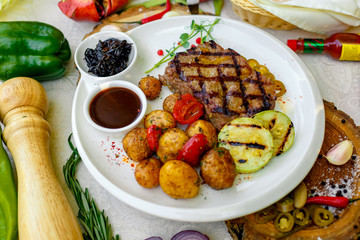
[83,80,147,134]
[74,31,138,87]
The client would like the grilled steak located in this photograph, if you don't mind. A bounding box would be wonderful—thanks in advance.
[159,40,276,131]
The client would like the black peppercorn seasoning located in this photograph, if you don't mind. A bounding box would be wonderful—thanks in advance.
[84,38,132,77]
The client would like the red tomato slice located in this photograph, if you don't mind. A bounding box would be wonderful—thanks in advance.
[172,93,204,125]
[147,125,162,151]
[177,134,208,166]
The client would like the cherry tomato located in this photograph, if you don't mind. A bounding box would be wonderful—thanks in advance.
[177,134,208,166]
[157,49,164,56]
[147,125,162,151]
[196,37,202,44]
[172,93,204,125]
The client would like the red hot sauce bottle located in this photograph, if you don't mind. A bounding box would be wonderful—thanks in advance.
[287,33,360,61]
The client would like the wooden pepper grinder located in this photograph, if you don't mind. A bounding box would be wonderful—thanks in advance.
[0,77,83,240]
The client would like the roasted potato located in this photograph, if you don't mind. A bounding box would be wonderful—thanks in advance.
[144,110,176,130]
[134,157,163,188]
[185,120,217,149]
[159,160,200,199]
[138,76,162,100]
[162,93,180,113]
[122,128,152,162]
[157,128,189,163]
[200,148,236,190]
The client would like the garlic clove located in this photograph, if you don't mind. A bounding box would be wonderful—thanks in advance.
[294,182,307,208]
[100,24,122,32]
[325,140,354,165]
[162,11,181,19]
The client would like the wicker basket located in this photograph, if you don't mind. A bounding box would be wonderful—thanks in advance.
[230,0,296,30]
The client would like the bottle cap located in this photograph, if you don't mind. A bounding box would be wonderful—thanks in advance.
[287,39,297,51]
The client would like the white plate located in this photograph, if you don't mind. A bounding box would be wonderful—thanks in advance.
[72,15,325,222]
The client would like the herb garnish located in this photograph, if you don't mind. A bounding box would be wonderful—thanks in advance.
[64,134,120,240]
[145,18,221,73]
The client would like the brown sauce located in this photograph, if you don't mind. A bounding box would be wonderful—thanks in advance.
[89,87,141,129]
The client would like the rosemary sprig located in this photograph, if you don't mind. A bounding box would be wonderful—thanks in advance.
[145,18,221,73]
[64,134,120,240]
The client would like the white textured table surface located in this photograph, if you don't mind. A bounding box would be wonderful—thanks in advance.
[1,0,359,239]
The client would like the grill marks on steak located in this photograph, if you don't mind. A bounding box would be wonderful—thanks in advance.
[159,40,276,131]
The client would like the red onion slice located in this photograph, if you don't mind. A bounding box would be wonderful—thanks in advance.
[170,230,210,240]
[145,237,163,240]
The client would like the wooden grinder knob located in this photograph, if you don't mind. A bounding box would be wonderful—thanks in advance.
[0,77,83,240]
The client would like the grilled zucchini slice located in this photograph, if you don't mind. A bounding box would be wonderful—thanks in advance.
[218,117,274,174]
[253,110,295,157]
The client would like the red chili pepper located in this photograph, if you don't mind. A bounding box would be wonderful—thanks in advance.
[147,125,162,151]
[306,196,360,208]
[177,134,208,166]
[114,0,171,24]
[172,93,204,125]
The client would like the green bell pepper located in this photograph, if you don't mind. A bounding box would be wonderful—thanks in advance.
[0,128,17,240]
[0,21,71,81]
